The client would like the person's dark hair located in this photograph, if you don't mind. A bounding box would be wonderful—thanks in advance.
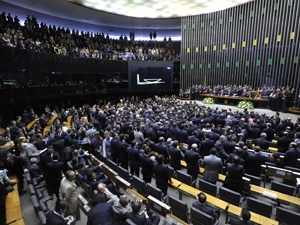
[272,152,280,160]
[87,170,94,180]
[197,192,207,204]
[55,201,66,212]
[210,147,217,155]
[241,207,251,221]
[0,161,5,169]
[131,140,136,147]
[254,146,261,153]
[131,201,142,214]
[52,151,59,160]
[157,154,164,165]
[71,156,78,164]
[93,192,107,205]
[172,140,178,147]
[65,170,75,180]
[144,146,150,155]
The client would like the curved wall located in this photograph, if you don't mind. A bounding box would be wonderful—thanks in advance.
[180,0,300,105]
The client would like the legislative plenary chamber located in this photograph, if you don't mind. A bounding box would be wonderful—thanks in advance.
[0,0,300,225]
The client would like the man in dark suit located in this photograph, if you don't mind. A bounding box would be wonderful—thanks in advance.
[228,208,253,225]
[254,133,269,151]
[46,201,74,225]
[155,137,169,164]
[39,146,54,181]
[43,131,54,148]
[184,144,200,181]
[46,152,64,200]
[168,140,183,171]
[277,132,292,153]
[176,125,188,144]
[140,147,154,183]
[201,148,223,184]
[153,155,172,196]
[127,201,160,225]
[118,134,129,170]
[223,155,244,194]
[187,131,200,149]
[262,123,274,142]
[127,140,140,177]
[248,123,261,139]
[215,135,228,161]
[223,135,235,156]
[21,110,30,125]
[87,193,113,225]
[275,120,287,136]
[200,133,215,158]
[53,135,65,158]
[192,192,220,223]
[283,142,300,167]
[244,146,265,177]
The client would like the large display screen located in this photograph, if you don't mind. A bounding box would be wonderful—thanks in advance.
[128,61,173,92]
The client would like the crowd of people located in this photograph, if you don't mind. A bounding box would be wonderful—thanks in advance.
[180,84,296,112]
[1,95,300,224]
[0,12,180,61]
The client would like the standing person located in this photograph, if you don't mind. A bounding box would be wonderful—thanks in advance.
[184,143,200,181]
[46,201,74,225]
[140,147,154,183]
[223,155,244,194]
[127,140,140,177]
[201,148,222,184]
[87,193,113,225]
[59,170,79,220]
[168,140,183,171]
[46,152,64,200]
[153,154,172,196]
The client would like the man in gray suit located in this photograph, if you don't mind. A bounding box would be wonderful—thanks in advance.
[134,127,144,145]
[201,147,223,184]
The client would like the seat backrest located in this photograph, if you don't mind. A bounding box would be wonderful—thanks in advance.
[118,166,131,182]
[276,207,300,225]
[190,207,214,225]
[271,181,295,196]
[147,183,163,201]
[243,173,261,186]
[81,181,94,197]
[246,197,273,218]
[112,206,123,222]
[106,159,118,172]
[31,195,40,216]
[132,175,147,196]
[219,187,241,206]
[199,179,217,196]
[38,210,47,225]
[176,170,192,185]
[125,218,137,225]
[168,196,189,223]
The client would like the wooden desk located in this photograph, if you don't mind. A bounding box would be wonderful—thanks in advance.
[177,184,278,225]
[115,175,132,190]
[126,188,147,202]
[147,195,171,217]
[251,185,300,207]
[268,147,278,152]
[8,219,25,225]
[66,115,74,129]
[6,183,23,224]
[169,178,182,188]
[25,119,38,130]
[200,94,269,102]
[262,165,300,183]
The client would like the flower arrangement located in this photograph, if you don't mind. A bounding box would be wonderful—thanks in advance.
[237,101,254,109]
[203,97,214,104]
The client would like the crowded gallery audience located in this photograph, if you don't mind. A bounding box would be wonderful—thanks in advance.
[0,12,180,61]
[1,95,300,224]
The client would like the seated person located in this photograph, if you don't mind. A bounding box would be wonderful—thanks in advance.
[114,195,133,220]
[97,183,121,206]
[192,192,220,223]
[84,170,111,191]
[127,201,160,225]
[0,161,15,185]
[228,208,253,225]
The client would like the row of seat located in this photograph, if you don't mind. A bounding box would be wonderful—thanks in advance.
[25,172,53,225]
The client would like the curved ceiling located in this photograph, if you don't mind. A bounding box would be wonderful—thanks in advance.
[0,0,254,40]
[73,0,253,18]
